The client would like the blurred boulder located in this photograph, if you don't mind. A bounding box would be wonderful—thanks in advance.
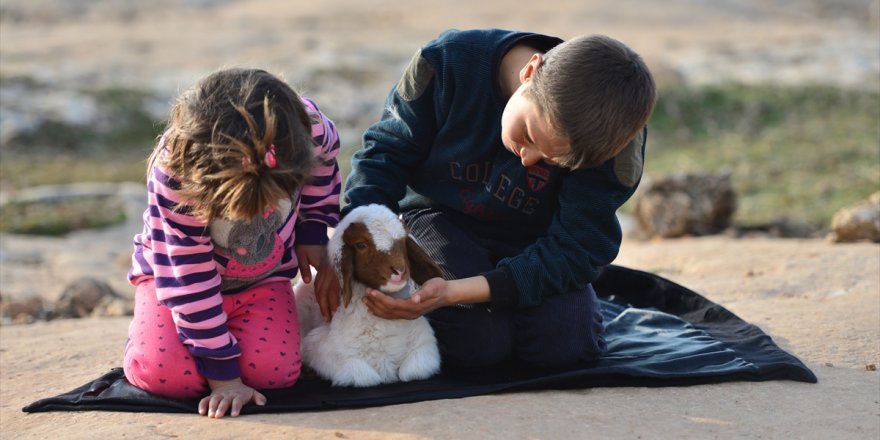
[633,172,737,238]
[724,217,816,239]
[0,296,45,324]
[92,295,134,317]
[54,277,131,318]
[828,192,880,243]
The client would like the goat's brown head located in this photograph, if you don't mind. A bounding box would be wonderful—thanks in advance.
[328,204,443,307]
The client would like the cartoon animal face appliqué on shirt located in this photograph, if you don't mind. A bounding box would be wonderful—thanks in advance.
[209,198,293,291]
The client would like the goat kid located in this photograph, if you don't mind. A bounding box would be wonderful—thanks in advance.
[294,204,444,387]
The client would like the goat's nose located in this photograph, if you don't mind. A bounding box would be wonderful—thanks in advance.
[390,267,406,282]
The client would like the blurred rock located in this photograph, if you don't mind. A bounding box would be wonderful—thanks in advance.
[828,192,880,243]
[3,277,135,323]
[91,295,134,318]
[53,277,127,318]
[633,172,737,239]
[0,296,45,324]
[724,217,817,239]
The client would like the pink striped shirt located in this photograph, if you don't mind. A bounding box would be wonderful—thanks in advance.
[128,98,341,380]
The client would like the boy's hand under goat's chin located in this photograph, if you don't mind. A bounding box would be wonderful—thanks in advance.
[363,277,449,320]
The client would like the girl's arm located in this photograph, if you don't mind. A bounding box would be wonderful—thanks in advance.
[141,166,242,381]
[294,98,342,246]
[295,99,343,318]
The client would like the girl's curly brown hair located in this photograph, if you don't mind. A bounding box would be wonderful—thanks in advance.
[149,68,316,223]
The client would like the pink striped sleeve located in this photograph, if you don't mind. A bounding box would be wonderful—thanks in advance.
[295,98,342,245]
[137,165,242,380]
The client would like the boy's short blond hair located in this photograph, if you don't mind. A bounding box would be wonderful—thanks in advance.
[528,35,656,169]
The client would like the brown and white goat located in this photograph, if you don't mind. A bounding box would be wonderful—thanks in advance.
[294,204,443,387]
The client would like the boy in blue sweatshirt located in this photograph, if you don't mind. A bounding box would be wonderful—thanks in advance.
[336,28,656,368]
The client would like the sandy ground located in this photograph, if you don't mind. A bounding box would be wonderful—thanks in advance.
[1,0,879,438]
[1,236,878,440]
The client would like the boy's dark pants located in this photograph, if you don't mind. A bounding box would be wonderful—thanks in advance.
[402,209,607,369]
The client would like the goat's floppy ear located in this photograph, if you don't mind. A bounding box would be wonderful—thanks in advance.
[340,245,355,307]
[406,236,444,284]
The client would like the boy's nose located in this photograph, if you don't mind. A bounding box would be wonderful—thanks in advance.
[519,148,540,166]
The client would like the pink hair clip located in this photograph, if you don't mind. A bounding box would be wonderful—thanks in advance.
[264,144,277,169]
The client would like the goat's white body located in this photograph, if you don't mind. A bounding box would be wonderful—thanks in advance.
[295,280,440,387]
[294,204,441,387]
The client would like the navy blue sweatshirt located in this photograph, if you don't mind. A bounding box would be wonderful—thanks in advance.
[344,29,645,308]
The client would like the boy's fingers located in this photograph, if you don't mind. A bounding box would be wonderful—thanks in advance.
[363,295,384,316]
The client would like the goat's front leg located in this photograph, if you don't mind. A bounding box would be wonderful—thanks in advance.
[397,321,441,382]
[333,358,384,387]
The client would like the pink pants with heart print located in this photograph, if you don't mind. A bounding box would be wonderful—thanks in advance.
[123,280,301,399]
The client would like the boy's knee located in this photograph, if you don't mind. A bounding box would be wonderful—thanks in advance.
[514,287,606,367]
[516,335,606,368]
[514,310,606,368]
[428,305,515,368]
[439,339,513,368]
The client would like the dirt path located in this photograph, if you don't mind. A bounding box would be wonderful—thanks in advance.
[1,236,878,439]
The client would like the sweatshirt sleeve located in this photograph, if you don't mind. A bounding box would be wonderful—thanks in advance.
[144,166,242,380]
[491,130,647,309]
[342,48,441,216]
[295,98,342,244]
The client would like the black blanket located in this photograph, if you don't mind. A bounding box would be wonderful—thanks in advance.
[23,265,816,414]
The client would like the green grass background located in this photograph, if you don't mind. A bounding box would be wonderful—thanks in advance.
[1,82,877,234]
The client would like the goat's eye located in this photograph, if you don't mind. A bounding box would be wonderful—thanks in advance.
[354,242,368,251]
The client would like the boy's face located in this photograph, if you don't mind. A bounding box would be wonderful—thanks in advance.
[500,54,570,168]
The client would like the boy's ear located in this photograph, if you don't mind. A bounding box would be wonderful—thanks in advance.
[406,236,444,284]
[520,53,544,83]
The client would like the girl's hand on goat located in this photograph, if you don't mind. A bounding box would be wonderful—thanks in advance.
[314,263,341,320]
[199,378,267,419]
[294,244,325,284]
[295,244,341,320]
